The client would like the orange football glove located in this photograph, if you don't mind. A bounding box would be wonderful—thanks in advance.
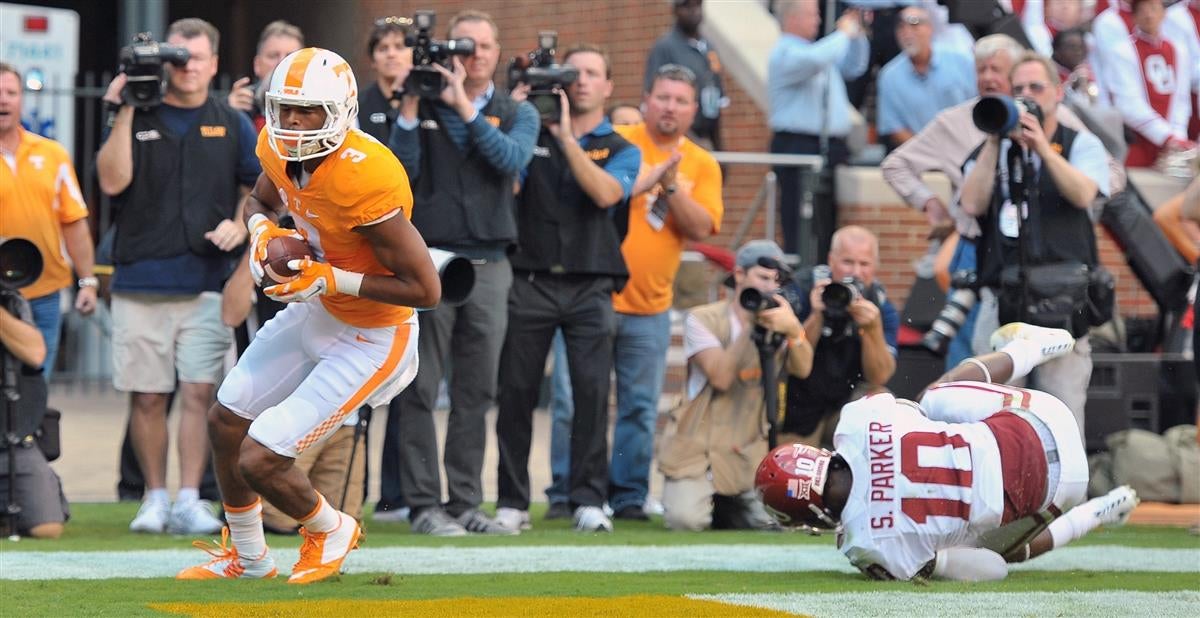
[264,258,363,303]
[247,213,303,286]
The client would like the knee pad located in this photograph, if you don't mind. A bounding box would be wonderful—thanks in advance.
[217,366,252,413]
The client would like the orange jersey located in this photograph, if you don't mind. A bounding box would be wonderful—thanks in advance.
[0,128,88,299]
[256,129,415,328]
[612,123,723,315]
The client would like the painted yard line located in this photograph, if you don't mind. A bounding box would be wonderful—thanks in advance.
[697,591,1200,617]
[1,544,1197,581]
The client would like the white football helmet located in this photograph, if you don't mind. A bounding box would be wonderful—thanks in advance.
[265,47,358,161]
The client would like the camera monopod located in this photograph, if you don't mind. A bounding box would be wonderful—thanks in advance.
[750,325,785,449]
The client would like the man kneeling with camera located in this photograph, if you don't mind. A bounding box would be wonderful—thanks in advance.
[657,240,813,531]
[0,247,69,539]
[961,52,1111,440]
[781,226,899,449]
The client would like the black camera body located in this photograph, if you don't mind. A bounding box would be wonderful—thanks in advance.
[118,32,190,110]
[507,32,578,122]
[972,94,1044,135]
[404,11,476,100]
[0,237,43,292]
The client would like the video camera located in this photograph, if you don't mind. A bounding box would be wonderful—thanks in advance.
[118,32,190,110]
[972,94,1043,135]
[404,10,476,100]
[507,31,578,122]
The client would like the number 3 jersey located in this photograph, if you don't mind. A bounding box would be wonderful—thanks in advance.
[257,128,415,328]
[833,388,1051,580]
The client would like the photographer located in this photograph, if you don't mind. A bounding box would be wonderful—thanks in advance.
[385,10,539,537]
[95,18,260,535]
[0,292,68,539]
[657,240,812,532]
[225,20,303,131]
[358,17,411,144]
[782,226,898,449]
[961,52,1112,438]
[494,43,640,533]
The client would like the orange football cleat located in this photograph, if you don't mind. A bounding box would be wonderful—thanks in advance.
[287,512,363,584]
[176,527,277,580]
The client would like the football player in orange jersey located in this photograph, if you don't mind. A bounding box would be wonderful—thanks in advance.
[177,47,440,584]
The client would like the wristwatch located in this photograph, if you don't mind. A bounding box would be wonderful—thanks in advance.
[663,184,678,196]
[78,276,99,289]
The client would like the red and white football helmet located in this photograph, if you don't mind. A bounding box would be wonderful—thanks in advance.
[265,47,358,161]
[755,443,842,529]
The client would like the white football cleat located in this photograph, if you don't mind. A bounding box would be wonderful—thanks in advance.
[990,322,1075,362]
[1092,485,1139,528]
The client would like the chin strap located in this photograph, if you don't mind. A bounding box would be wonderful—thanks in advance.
[809,504,839,529]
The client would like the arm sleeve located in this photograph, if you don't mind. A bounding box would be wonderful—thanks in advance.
[931,547,1009,581]
[53,150,88,223]
[770,32,851,87]
[1169,44,1192,134]
[1066,132,1112,198]
[388,120,421,181]
[880,111,953,210]
[235,113,263,187]
[465,101,540,177]
[691,153,724,234]
[838,35,871,80]
[604,144,642,202]
[875,69,901,136]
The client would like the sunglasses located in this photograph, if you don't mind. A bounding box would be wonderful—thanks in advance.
[374,16,412,28]
[1012,82,1049,95]
[899,15,928,26]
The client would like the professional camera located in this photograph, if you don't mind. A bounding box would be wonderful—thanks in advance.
[404,10,477,99]
[117,32,190,109]
[0,237,43,292]
[921,270,979,355]
[972,95,1043,135]
[506,31,579,122]
[737,256,802,314]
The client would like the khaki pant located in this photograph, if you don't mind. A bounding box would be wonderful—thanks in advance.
[261,424,364,532]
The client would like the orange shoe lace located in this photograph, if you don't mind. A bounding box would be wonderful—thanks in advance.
[191,526,245,577]
[295,527,325,570]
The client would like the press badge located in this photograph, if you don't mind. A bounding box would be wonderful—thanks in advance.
[646,194,668,231]
[999,200,1023,238]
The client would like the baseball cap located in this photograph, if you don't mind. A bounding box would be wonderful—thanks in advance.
[736,240,785,270]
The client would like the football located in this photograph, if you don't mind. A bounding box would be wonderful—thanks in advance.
[261,235,314,285]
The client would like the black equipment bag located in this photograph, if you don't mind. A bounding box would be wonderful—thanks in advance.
[1100,189,1195,312]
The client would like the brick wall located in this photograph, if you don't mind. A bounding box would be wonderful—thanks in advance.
[355,0,1158,319]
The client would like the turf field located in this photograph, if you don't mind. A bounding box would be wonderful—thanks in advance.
[2,502,1198,616]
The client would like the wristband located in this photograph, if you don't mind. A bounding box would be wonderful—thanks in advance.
[248,213,270,232]
[332,268,364,297]
[787,333,807,348]
[78,276,99,289]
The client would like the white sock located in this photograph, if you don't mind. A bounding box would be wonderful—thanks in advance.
[225,499,269,562]
[1048,501,1101,550]
[299,493,341,534]
[177,487,200,504]
[1000,339,1040,381]
[146,488,170,505]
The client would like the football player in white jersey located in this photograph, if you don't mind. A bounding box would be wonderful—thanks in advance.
[757,322,1139,581]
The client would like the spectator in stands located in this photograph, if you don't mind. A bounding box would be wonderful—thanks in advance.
[961,52,1112,440]
[876,5,976,151]
[386,10,538,536]
[0,62,97,379]
[1024,0,1088,57]
[768,0,868,258]
[226,20,304,132]
[657,240,812,532]
[0,296,68,539]
[644,0,726,150]
[610,64,723,524]
[494,44,640,533]
[780,226,897,449]
[1165,0,1199,139]
[609,102,643,126]
[358,16,412,145]
[1052,27,1090,86]
[1092,0,1194,167]
[96,18,258,535]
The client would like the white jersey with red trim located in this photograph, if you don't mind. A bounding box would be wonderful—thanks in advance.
[1166,0,1200,94]
[834,392,1008,581]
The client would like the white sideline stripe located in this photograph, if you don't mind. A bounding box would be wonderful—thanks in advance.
[696,591,1200,617]
[0,545,1196,580]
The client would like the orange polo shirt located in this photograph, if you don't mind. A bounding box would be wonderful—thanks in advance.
[0,127,88,299]
[613,123,723,315]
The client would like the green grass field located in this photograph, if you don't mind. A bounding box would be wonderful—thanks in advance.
[2,502,1198,617]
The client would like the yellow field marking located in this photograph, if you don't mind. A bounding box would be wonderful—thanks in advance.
[152,595,804,617]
